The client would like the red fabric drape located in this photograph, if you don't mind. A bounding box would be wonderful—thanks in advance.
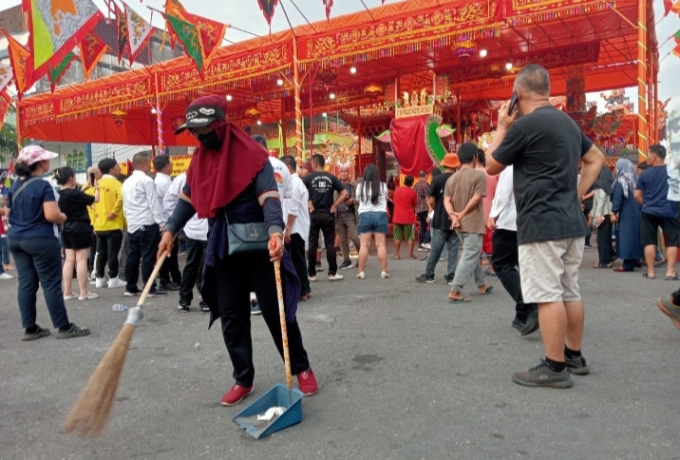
[389,115,435,176]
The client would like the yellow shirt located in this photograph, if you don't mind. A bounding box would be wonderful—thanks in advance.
[92,175,125,231]
[82,185,96,225]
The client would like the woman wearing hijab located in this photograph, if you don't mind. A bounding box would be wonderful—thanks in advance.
[611,158,643,272]
[159,95,317,406]
[591,165,615,268]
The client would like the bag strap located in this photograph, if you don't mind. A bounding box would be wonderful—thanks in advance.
[12,176,41,202]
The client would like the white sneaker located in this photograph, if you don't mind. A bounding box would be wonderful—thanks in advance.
[0,272,13,280]
[356,272,365,279]
[108,277,126,288]
[328,273,344,281]
[309,276,318,282]
[381,271,390,279]
[95,278,107,288]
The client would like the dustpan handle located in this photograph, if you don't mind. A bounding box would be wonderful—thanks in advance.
[274,260,293,391]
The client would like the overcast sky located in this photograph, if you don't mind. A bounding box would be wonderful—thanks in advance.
[1,0,678,101]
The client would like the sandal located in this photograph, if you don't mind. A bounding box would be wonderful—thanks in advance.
[665,274,679,281]
[63,294,77,300]
[593,263,613,268]
[613,267,633,272]
[642,273,657,279]
[448,296,472,304]
[479,285,494,295]
[78,293,99,300]
[391,256,401,260]
[408,255,418,260]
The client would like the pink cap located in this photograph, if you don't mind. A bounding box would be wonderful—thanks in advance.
[17,145,58,166]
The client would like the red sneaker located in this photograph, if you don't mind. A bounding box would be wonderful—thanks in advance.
[297,368,318,396]
[220,384,254,406]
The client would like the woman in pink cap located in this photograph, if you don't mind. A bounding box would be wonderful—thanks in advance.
[7,145,90,341]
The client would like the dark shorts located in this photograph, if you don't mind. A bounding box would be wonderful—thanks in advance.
[640,212,680,247]
[358,211,388,234]
[62,231,93,250]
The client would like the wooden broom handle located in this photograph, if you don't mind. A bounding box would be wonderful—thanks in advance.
[137,251,168,307]
[274,261,293,391]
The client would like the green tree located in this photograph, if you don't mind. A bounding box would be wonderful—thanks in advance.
[0,106,18,165]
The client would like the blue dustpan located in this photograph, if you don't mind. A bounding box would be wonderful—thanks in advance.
[233,260,304,439]
[232,384,304,439]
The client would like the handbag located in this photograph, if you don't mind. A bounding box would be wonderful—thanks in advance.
[225,210,269,255]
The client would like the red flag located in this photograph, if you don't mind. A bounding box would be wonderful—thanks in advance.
[3,31,35,98]
[323,0,333,19]
[8,159,14,174]
[126,159,134,175]
[672,44,680,58]
[673,1,680,15]
[665,0,673,15]
[80,32,109,81]
[180,11,228,68]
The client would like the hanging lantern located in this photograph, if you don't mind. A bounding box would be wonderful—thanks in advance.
[364,82,383,99]
[244,106,262,119]
[317,66,338,90]
[453,38,476,61]
[111,109,127,127]
[488,63,505,79]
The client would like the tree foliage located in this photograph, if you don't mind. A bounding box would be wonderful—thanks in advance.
[0,106,18,164]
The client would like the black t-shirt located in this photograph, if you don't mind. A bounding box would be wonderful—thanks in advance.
[492,105,592,245]
[428,172,454,231]
[303,171,345,214]
[58,188,95,234]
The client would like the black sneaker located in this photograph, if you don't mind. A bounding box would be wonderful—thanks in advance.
[415,274,435,284]
[520,310,539,336]
[511,318,526,331]
[338,261,353,270]
[56,323,91,339]
[200,301,210,312]
[565,355,590,375]
[178,301,190,312]
[22,325,51,341]
[315,261,324,272]
[445,275,454,286]
[512,360,573,388]
[148,289,168,298]
[159,282,180,291]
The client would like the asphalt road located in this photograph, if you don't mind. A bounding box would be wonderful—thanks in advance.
[0,244,678,460]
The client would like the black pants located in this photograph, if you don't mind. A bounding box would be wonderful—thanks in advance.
[417,211,430,245]
[213,253,310,386]
[125,225,160,293]
[96,230,123,279]
[287,233,310,296]
[159,239,182,285]
[308,212,338,276]
[491,229,537,321]
[179,237,206,306]
[88,232,97,272]
[596,215,613,265]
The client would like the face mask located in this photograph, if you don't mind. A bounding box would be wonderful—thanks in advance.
[197,130,221,150]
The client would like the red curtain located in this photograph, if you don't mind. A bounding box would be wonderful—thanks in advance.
[389,115,435,176]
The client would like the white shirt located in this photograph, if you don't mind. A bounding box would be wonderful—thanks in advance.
[123,170,165,233]
[269,157,292,224]
[283,173,310,243]
[489,165,517,232]
[356,182,388,213]
[163,173,208,241]
[155,172,172,199]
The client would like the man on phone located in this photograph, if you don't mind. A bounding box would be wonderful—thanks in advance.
[486,64,604,389]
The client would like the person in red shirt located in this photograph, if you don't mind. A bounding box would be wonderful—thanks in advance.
[392,175,418,259]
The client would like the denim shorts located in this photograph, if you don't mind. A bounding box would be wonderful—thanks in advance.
[358,211,388,234]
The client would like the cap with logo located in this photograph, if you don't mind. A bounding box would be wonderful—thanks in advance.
[174,103,226,135]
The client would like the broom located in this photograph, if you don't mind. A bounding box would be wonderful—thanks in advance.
[63,252,168,437]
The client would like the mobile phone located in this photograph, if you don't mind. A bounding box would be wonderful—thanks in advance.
[89,173,95,185]
[508,90,519,115]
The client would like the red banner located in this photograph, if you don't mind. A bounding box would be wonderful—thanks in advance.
[80,32,109,81]
[0,90,12,131]
[299,0,498,63]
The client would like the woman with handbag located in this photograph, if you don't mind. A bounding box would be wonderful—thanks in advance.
[159,95,317,407]
[7,146,90,341]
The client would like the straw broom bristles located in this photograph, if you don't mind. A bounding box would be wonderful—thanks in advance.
[63,322,137,437]
[63,253,166,437]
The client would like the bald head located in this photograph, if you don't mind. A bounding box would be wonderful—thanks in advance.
[514,64,550,96]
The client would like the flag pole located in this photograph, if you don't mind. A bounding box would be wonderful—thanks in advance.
[154,72,163,158]
[637,0,649,162]
[15,100,22,151]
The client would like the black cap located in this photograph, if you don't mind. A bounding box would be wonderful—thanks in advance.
[174,103,226,135]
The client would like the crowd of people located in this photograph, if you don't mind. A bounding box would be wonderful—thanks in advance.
[3,64,680,400]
